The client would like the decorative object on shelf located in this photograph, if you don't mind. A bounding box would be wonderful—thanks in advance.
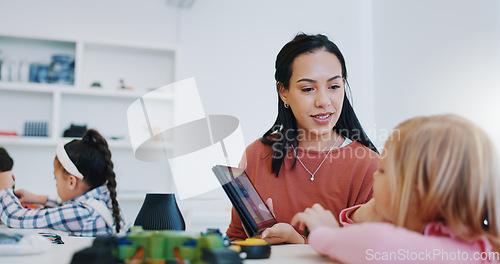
[48,54,74,85]
[0,58,14,82]
[8,60,18,82]
[17,59,30,83]
[118,78,133,90]
[0,131,17,136]
[63,124,87,138]
[28,63,50,83]
[28,63,39,83]
[90,81,102,88]
[23,121,48,137]
[134,193,185,231]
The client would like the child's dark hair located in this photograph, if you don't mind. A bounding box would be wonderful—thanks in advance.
[0,147,14,172]
[64,129,121,233]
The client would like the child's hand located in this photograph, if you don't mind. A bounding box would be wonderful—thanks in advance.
[0,170,15,190]
[261,223,305,244]
[14,189,47,204]
[291,203,339,233]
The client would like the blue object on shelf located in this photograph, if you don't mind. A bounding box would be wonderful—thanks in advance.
[28,63,39,82]
[29,63,50,83]
[37,64,49,83]
[23,121,48,137]
[48,54,74,85]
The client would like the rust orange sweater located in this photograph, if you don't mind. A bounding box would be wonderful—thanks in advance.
[226,139,379,241]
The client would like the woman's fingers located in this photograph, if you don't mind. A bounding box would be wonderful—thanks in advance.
[265,198,275,217]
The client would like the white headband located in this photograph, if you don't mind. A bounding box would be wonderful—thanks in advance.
[56,141,84,179]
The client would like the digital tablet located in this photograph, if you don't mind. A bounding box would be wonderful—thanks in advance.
[212,165,277,238]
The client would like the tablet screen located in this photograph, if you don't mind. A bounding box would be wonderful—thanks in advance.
[213,165,277,236]
[229,169,275,225]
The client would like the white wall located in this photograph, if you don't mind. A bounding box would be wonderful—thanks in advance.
[372,0,500,150]
[0,0,179,44]
[176,0,375,146]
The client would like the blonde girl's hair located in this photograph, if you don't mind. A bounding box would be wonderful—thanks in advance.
[386,114,499,249]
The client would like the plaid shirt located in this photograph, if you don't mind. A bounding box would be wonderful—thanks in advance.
[0,185,119,237]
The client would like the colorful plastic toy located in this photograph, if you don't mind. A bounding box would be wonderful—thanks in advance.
[71,227,242,264]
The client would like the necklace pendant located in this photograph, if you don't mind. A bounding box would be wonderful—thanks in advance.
[310,176,314,181]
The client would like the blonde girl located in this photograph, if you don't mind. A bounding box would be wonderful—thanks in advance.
[292,114,500,263]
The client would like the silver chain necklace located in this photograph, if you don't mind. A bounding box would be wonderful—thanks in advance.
[291,135,341,181]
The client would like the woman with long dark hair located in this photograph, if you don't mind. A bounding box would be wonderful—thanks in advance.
[226,33,379,244]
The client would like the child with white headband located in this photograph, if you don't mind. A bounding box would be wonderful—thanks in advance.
[0,129,124,236]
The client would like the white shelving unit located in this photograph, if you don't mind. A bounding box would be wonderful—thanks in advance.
[0,34,177,223]
[0,34,176,144]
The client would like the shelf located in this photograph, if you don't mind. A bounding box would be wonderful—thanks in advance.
[0,33,77,44]
[0,33,176,52]
[0,82,73,93]
[0,136,57,147]
[0,136,173,150]
[0,82,174,100]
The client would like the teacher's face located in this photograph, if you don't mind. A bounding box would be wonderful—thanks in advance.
[279,49,344,141]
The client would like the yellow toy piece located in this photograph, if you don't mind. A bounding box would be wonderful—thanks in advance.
[230,238,271,259]
[232,238,268,246]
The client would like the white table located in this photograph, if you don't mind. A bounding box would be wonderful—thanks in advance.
[0,235,94,264]
[245,244,336,263]
[0,229,335,263]
[0,242,335,264]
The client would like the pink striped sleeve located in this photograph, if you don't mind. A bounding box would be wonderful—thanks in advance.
[339,204,362,226]
[308,223,497,264]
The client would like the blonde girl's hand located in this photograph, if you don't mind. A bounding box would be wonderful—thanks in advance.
[261,223,306,244]
[0,170,15,190]
[291,203,339,233]
[14,189,47,204]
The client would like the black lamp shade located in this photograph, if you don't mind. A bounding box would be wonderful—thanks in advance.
[134,193,185,231]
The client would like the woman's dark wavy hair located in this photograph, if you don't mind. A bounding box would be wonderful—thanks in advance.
[262,33,379,177]
[64,129,121,233]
